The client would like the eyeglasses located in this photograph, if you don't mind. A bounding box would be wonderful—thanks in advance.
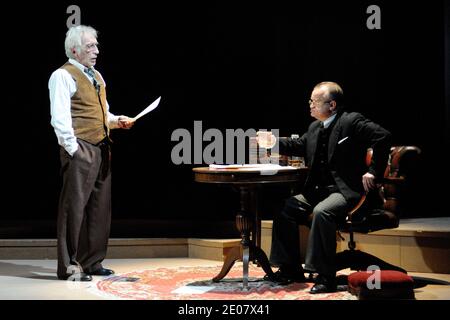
[84,42,99,52]
[308,99,331,106]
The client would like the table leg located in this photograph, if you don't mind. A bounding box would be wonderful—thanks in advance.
[248,186,275,279]
[236,188,252,289]
[212,245,241,282]
[243,246,250,288]
[212,185,275,288]
[251,246,274,278]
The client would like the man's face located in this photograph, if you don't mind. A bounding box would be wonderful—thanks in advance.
[73,33,99,68]
[309,87,334,121]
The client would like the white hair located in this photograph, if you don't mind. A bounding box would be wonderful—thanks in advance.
[64,25,98,59]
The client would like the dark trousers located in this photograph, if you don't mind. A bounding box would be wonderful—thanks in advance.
[57,139,111,278]
[270,191,348,277]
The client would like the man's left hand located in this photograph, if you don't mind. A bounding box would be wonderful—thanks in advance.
[362,172,376,193]
[118,116,135,129]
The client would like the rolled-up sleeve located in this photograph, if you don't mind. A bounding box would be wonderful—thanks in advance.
[49,69,79,156]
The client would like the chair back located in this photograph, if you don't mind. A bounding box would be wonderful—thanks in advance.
[345,146,421,233]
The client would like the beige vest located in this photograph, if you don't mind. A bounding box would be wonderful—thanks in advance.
[61,63,109,145]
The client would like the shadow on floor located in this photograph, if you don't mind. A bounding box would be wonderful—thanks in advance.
[0,261,57,280]
[412,276,450,289]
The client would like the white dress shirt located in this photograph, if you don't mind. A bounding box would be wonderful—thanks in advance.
[49,59,120,156]
[322,113,337,129]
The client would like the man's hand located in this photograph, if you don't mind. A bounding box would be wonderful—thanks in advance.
[118,116,135,129]
[362,172,376,193]
[256,131,277,149]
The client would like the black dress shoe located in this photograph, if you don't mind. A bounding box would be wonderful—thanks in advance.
[264,267,306,285]
[310,283,337,294]
[58,273,93,281]
[87,268,115,276]
[310,274,337,294]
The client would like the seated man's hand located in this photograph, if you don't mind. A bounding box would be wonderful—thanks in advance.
[256,131,276,149]
[118,116,135,129]
[362,172,376,193]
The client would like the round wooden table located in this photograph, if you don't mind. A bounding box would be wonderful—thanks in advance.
[193,166,308,289]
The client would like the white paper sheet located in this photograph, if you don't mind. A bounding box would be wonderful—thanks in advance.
[131,96,161,121]
[209,164,297,171]
[171,286,214,294]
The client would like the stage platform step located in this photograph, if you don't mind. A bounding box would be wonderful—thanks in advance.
[0,238,241,261]
[1,217,448,274]
[261,217,450,274]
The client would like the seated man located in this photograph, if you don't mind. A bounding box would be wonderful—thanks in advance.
[257,81,391,293]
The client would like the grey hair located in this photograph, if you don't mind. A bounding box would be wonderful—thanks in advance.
[64,25,98,59]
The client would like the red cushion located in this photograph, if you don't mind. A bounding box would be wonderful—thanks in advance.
[348,270,415,299]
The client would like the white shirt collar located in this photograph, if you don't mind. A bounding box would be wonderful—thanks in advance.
[322,113,337,128]
[68,58,95,74]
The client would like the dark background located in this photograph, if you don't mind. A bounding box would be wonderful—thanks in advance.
[0,1,448,238]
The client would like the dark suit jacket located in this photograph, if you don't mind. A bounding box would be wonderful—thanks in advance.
[279,111,391,205]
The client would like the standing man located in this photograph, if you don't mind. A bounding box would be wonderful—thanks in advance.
[49,25,134,281]
[258,82,391,293]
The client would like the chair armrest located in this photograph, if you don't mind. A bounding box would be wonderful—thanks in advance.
[381,176,405,200]
[381,176,405,185]
[348,194,367,220]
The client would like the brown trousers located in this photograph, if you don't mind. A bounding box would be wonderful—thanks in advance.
[57,139,111,278]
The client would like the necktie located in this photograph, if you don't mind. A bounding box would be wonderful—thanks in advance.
[319,122,327,138]
[84,67,109,143]
[319,122,325,133]
[84,67,100,92]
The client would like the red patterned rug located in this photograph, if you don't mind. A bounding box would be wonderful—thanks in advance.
[93,263,355,300]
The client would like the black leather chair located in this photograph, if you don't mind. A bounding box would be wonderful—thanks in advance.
[335,146,422,273]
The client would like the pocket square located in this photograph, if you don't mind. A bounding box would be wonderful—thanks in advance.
[338,136,349,144]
